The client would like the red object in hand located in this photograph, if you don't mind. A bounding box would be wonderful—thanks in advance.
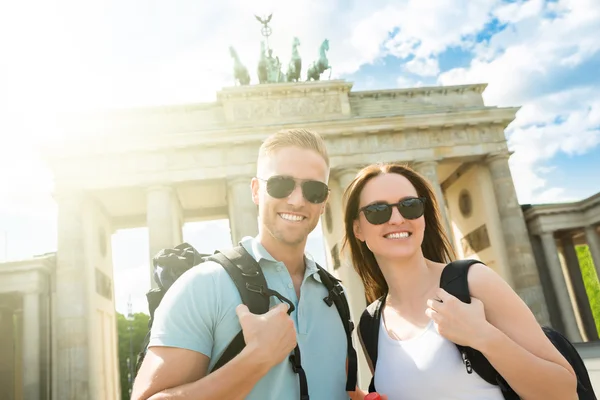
[364,393,382,400]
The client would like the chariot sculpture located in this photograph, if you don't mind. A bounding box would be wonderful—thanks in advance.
[228,14,332,85]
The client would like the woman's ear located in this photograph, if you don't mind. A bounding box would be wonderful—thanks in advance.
[353,219,364,242]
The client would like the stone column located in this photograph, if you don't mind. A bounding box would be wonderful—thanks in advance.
[560,234,598,341]
[55,192,90,399]
[334,168,366,316]
[146,186,183,288]
[22,292,41,400]
[327,168,372,388]
[0,307,15,400]
[414,160,453,243]
[485,152,550,325]
[584,225,600,279]
[227,177,258,245]
[540,233,582,341]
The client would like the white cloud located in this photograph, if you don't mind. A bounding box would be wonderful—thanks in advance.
[404,57,440,76]
[493,0,545,24]
[384,0,500,61]
[439,0,600,203]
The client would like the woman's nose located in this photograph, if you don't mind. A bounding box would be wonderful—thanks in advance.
[388,206,405,224]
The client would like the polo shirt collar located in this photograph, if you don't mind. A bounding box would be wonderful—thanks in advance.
[242,236,321,281]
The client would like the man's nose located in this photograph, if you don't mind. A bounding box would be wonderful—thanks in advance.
[286,183,305,206]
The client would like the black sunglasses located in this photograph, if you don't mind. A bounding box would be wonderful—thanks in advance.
[258,175,329,204]
[359,197,427,225]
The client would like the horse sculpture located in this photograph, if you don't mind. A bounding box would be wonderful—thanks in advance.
[306,39,332,81]
[257,41,268,84]
[229,46,250,85]
[286,37,302,82]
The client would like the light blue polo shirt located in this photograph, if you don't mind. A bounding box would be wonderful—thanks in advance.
[149,236,349,400]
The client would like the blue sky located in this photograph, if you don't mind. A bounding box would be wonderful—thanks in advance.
[1,0,599,313]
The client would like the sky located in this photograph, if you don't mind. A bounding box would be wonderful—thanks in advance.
[0,0,599,314]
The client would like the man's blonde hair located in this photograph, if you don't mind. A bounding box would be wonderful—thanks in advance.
[258,128,330,166]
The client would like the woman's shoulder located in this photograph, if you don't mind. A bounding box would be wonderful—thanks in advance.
[426,259,448,280]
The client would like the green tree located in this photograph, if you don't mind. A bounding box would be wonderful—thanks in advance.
[117,312,150,400]
[576,245,600,337]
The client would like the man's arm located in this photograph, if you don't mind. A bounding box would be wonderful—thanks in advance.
[132,344,269,400]
[132,303,296,400]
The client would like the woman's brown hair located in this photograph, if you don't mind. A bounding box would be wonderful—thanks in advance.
[342,162,456,304]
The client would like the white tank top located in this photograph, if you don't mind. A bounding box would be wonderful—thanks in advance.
[374,317,505,400]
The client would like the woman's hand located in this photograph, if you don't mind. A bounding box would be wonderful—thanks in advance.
[425,288,494,349]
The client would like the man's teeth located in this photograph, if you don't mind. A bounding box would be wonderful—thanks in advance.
[280,213,304,221]
[385,232,411,239]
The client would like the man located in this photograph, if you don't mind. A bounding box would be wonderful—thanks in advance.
[132,128,357,400]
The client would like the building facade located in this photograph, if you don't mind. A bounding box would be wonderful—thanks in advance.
[1,80,598,399]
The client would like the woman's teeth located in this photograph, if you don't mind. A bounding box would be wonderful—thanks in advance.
[384,232,411,239]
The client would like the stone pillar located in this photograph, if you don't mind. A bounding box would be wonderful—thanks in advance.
[227,177,258,245]
[322,168,372,389]
[540,233,582,341]
[13,309,23,400]
[55,192,90,399]
[146,186,183,288]
[334,168,367,318]
[485,152,550,325]
[584,225,600,279]
[22,292,41,400]
[0,306,15,400]
[414,160,453,243]
[560,234,598,341]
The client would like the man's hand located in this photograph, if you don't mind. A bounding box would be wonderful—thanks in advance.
[236,303,297,370]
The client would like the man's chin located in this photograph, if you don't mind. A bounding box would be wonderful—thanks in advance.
[275,232,307,247]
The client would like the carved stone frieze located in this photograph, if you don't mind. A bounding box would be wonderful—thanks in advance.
[227,94,343,122]
[326,124,505,158]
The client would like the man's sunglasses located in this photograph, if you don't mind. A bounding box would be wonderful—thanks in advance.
[258,175,329,204]
[359,197,427,225]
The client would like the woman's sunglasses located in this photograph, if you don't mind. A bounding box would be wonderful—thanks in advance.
[359,197,427,225]
[258,175,330,204]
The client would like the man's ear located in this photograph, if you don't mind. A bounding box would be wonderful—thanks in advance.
[251,177,260,205]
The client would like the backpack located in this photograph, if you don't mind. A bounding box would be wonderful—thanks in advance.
[135,242,358,400]
[359,259,597,400]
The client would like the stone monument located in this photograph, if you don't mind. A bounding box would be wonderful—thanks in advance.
[5,13,600,400]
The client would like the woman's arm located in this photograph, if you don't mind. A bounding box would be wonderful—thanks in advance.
[468,264,577,399]
[428,263,577,400]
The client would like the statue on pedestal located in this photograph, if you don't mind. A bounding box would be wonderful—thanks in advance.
[257,41,268,84]
[286,37,302,82]
[229,46,250,86]
[226,14,332,85]
[306,39,332,81]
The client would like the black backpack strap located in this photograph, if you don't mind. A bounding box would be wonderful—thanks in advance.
[316,265,358,392]
[208,245,310,400]
[439,259,483,303]
[542,327,597,399]
[207,246,271,373]
[440,260,518,398]
[358,296,385,393]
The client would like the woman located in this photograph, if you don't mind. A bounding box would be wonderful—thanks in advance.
[342,162,577,400]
